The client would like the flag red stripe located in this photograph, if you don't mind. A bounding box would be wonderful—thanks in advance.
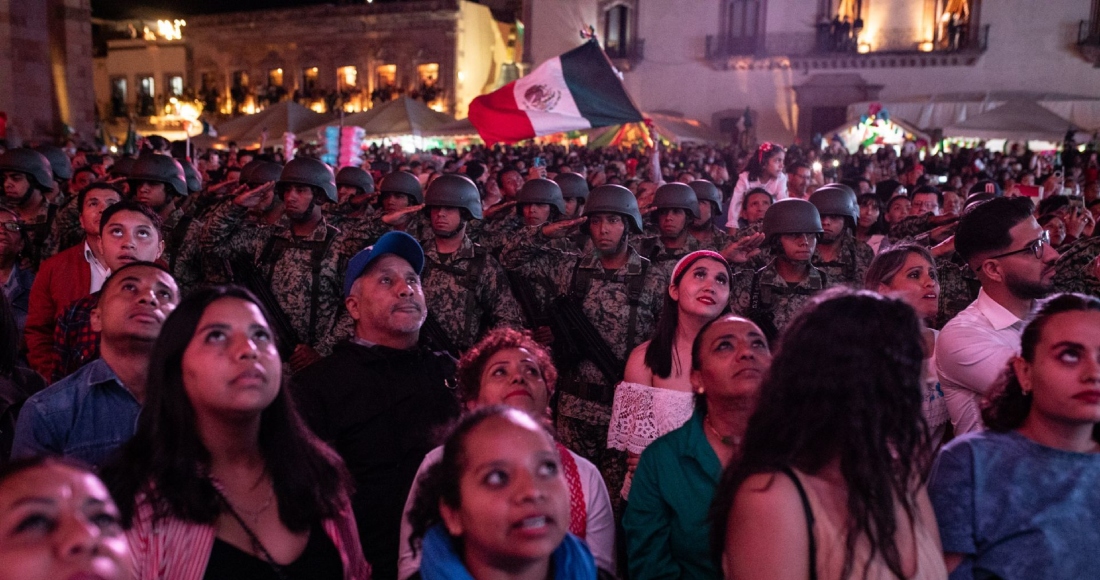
[468,80,536,146]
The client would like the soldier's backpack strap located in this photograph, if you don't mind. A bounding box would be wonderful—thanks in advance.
[257,225,339,346]
[638,236,660,262]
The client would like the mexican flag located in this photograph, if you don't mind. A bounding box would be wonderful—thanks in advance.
[469,40,644,145]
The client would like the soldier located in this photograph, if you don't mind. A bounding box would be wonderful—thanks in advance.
[1053,233,1100,296]
[732,198,829,343]
[554,171,592,252]
[0,148,56,268]
[325,165,376,227]
[199,156,346,369]
[687,179,730,251]
[238,160,285,225]
[635,182,703,289]
[808,183,875,287]
[39,145,85,258]
[128,154,189,266]
[419,173,524,356]
[888,184,958,244]
[343,170,430,246]
[33,145,73,205]
[501,184,664,505]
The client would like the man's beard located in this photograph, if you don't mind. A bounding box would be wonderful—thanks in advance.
[1005,270,1053,301]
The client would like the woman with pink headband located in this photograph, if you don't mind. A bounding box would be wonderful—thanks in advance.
[607,250,733,501]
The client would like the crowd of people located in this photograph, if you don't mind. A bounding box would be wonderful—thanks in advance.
[1,129,1099,580]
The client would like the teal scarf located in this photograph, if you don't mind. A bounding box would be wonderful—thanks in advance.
[419,524,597,580]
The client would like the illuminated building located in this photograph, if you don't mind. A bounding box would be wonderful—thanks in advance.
[526,0,1100,143]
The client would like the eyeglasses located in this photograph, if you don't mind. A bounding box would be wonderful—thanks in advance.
[0,221,22,233]
[987,230,1050,261]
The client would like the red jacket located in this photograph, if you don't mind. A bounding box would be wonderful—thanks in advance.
[24,244,91,379]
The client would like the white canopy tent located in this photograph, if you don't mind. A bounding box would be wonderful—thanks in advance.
[942,100,1084,142]
[848,92,1100,133]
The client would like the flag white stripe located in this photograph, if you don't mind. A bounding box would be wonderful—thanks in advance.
[512,56,592,135]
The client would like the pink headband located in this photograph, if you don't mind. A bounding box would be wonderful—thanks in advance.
[671,250,730,285]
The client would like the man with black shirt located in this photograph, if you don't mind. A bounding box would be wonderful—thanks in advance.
[293,232,460,580]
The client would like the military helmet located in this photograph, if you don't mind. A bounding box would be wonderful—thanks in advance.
[652,183,700,219]
[128,154,187,197]
[109,157,135,179]
[378,171,424,204]
[553,172,589,201]
[335,166,375,194]
[238,159,264,185]
[179,160,203,193]
[276,157,337,202]
[808,183,859,222]
[762,198,823,243]
[688,179,722,212]
[242,160,283,187]
[0,148,54,191]
[584,184,644,233]
[517,178,566,215]
[424,173,483,220]
[33,145,73,181]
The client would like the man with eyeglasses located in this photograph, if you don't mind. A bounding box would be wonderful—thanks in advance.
[936,197,1060,434]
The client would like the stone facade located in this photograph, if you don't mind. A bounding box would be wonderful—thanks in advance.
[186,1,465,117]
[0,0,95,144]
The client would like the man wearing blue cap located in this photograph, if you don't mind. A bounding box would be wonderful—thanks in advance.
[292,231,461,580]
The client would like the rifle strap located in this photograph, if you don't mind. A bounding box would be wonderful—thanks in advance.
[567,256,649,366]
[257,225,338,346]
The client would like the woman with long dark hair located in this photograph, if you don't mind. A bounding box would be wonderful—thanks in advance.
[607,251,732,499]
[866,244,951,449]
[726,143,787,233]
[715,289,946,580]
[103,286,368,580]
[407,406,598,580]
[930,293,1100,579]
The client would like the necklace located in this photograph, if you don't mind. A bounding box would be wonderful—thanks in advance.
[223,485,275,526]
[704,414,742,447]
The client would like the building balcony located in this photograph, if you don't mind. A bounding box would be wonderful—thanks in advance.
[605,39,645,71]
[705,25,989,72]
[1078,19,1100,66]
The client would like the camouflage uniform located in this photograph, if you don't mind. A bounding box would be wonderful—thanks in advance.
[889,213,934,241]
[322,199,375,229]
[199,201,347,355]
[731,260,830,340]
[631,233,703,290]
[1053,235,1100,296]
[689,223,730,252]
[43,195,83,258]
[421,234,526,354]
[812,232,875,288]
[4,201,57,269]
[731,221,772,269]
[338,211,432,252]
[158,206,187,269]
[477,213,523,257]
[170,215,231,296]
[934,252,980,329]
[502,227,664,512]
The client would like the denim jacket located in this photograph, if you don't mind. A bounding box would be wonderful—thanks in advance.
[11,359,140,468]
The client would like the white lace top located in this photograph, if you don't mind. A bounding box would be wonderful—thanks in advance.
[606,381,695,498]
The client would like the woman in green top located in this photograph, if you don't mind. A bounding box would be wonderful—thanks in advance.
[622,313,772,579]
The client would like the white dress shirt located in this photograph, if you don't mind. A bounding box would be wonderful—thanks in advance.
[935,288,1028,435]
[84,241,110,293]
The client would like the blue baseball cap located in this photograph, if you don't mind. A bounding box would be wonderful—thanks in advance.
[343,231,425,296]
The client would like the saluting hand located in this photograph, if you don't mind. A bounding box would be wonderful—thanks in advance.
[381,204,425,225]
[483,200,517,220]
[721,232,765,264]
[542,216,587,238]
[233,181,274,208]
